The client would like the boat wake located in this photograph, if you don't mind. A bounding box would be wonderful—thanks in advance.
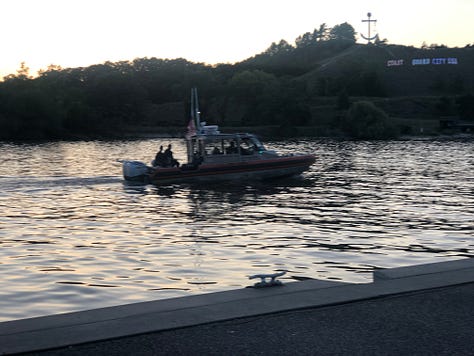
[0,175,122,193]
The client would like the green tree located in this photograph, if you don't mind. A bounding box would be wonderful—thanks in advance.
[3,62,32,81]
[295,24,329,48]
[16,62,32,79]
[229,70,278,100]
[37,64,63,76]
[329,22,357,42]
[264,40,294,56]
[295,32,313,48]
[228,70,279,125]
[342,101,398,139]
[314,23,329,42]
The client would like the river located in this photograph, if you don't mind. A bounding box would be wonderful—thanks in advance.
[0,137,473,321]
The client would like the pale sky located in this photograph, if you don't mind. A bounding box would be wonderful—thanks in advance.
[1,0,473,78]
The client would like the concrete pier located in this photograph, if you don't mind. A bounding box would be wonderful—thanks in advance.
[1,258,473,355]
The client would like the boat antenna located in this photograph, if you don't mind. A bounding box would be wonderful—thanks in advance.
[191,87,201,132]
[190,89,195,124]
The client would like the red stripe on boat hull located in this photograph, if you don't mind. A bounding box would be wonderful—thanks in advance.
[148,155,315,185]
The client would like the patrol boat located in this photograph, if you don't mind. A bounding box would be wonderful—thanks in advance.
[122,88,315,185]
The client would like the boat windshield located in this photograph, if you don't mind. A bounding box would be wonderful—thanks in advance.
[246,136,266,154]
[187,134,266,162]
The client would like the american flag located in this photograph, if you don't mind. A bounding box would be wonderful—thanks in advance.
[186,118,196,139]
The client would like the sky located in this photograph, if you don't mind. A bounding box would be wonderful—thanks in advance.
[1,0,473,78]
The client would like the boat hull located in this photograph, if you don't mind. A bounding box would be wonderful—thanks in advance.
[145,154,315,185]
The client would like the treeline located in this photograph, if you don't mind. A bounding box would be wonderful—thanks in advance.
[0,22,473,140]
[0,59,224,139]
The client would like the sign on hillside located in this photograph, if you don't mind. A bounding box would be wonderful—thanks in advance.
[387,57,459,67]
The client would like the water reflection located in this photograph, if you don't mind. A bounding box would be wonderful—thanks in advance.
[124,179,305,223]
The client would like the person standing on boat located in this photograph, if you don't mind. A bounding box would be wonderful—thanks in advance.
[164,144,180,167]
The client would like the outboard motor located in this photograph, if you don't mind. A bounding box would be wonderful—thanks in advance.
[122,161,150,183]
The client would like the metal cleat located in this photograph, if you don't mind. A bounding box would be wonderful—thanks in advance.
[249,271,286,288]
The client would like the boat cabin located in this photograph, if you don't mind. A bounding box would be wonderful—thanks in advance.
[186,126,275,165]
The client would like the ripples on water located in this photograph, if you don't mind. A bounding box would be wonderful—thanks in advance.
[0,138,473,321]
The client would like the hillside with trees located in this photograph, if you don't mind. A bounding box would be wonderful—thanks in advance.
[0,22,473,140]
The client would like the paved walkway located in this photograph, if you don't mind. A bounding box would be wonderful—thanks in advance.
[25,283,474,356]
[1,258,473,355]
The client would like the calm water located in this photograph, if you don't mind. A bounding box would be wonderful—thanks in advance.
[0,138,473,321]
